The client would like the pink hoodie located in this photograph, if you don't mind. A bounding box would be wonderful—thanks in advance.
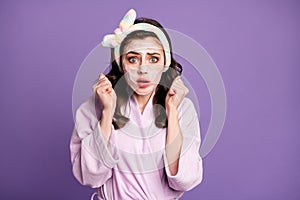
[70,92,203,199]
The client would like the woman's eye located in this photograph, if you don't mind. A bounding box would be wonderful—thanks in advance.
[128,57,138,63]
[149,57,159,63]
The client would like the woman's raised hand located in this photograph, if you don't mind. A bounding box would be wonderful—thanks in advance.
[165,76,189,115]
[93,73,117,115]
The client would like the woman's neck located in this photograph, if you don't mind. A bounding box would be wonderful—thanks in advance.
[133,91,153,114]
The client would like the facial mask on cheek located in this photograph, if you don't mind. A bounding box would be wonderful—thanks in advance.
[124,67,139,90]
[147,66,164,84]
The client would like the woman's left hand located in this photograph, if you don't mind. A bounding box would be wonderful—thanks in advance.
[165,76,189,115]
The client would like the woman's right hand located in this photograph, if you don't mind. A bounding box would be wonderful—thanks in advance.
[93,73,117,116]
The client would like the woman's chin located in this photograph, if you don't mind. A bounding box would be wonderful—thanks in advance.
[133,86,154,96]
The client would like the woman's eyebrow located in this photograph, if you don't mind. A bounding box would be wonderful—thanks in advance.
[125,51,161,56]
[126,51,140,55]
[147,52,161,56]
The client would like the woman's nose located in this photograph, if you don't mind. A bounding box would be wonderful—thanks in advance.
[138,64,148,74]
[140,56,148,66]
[137,57,149,74]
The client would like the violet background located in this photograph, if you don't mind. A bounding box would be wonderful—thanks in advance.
[0,0,299,199]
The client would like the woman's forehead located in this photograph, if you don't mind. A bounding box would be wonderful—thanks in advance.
[123,37,163,54]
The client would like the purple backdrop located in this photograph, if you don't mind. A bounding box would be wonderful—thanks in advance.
[0,0,299,199]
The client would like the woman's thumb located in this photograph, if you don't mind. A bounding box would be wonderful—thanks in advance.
[169,88,175,95]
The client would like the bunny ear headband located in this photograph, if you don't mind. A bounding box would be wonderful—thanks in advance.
[101,9,171,72]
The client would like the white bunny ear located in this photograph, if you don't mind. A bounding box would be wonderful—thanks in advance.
[119,9,136,31]
[101,9,136,48]
[101,34,119,48]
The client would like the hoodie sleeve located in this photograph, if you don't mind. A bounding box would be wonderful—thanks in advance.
[70,96,119,188]
[164,98,203,191]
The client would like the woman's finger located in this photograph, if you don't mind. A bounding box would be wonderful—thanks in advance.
[106,86,112,93]
[98,73,106,80]
[97,77,112,88]
[93,82,111,93]
[173,79,188,95]
[97,80,110,87]
[93,74,112,94]
[168,88,175,95]
[93,76,106,88]
[96,84,111,94]
[94,78,111,89]
[170,80,189,104]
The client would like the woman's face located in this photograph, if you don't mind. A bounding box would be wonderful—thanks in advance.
[121,37,165,96]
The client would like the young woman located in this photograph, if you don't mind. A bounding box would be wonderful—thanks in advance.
[70,9,203,200]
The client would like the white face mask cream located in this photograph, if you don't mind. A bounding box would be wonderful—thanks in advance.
[122,37,165,96]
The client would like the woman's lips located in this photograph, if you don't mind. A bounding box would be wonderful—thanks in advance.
[136,78,151,88]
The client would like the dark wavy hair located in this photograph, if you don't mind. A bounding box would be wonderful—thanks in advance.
[105,18,183,129]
